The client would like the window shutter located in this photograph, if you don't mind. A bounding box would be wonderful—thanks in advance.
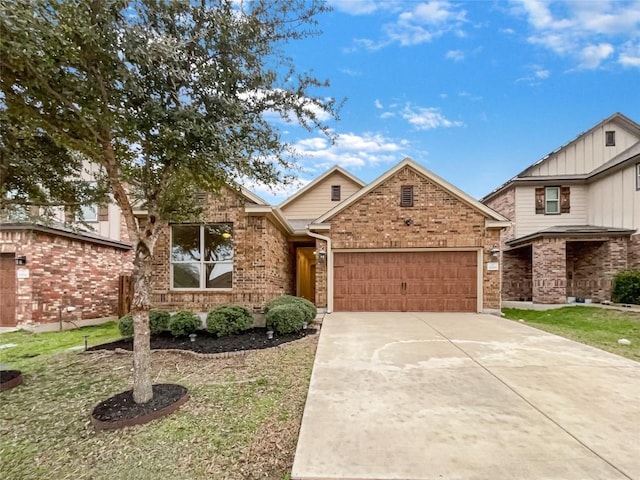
[400,186,413,207]
[560,186,570,213]
[98,205,109,221]
[535,187,545,214]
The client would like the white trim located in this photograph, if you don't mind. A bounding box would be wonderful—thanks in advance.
[331,247,483,313]
[306,229,333,313]
[279,165,366,209]
[316,158,509,223]
[485,219,512,228]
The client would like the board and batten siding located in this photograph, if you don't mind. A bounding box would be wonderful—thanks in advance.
[515,185,588,238]
[588,163,640,231]
[281,171,363,220]
[525,121,639,176]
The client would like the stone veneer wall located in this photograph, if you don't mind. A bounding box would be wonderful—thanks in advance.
[151,187,293,313]
[0,228,132,325]
[322,166,502,311]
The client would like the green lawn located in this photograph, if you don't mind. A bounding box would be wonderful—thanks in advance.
[0,322,121,371]
[0,325,318,480]
[502,306,640,362]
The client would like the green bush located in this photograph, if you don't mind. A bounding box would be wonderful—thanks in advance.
[264,295,316,323]
[206,305,253,337]
[118,313,133,338]
[149,310,171,335]
[266,304,305,335]
[612,270,640,305]
[168,311,202,337]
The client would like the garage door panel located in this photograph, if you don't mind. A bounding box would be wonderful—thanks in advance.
[334,251,477,312]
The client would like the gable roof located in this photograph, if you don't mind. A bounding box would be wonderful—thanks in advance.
[278,165,365,209]
[482,112,640,202]
[313,157,509,224]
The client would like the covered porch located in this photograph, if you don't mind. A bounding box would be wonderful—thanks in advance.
[502,226,634,304]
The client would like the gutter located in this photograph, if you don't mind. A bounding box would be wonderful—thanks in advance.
[306,227,333,314]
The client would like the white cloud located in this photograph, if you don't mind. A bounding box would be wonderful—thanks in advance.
[374,99,384,109]
[401,105,464,130]
[619,41,640,67]
[329,0,386,15]
[445,49,465,61]
[511,0,640,69]
[516,63,551,85]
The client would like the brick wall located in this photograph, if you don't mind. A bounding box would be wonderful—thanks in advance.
[532,238,566,303]
[484,187,516,244]
[502,247,532,301]
[151,187,293,313]
[629,234,640,268]
[0,228,132,326]
[323,166,502,311]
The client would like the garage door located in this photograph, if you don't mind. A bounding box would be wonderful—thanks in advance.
[0,254,17,327]
[333,251,477,312]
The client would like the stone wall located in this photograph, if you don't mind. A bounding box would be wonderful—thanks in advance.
[0,228,132,326]
[323,166,502,311]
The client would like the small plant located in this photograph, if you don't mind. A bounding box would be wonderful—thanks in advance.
[149,310,171,335]
[118,313,133,338]
[206,305,253,337]
[266,304,305,335]
[168,311,202,337]
[612,270,640,305]
[264,295,316,323]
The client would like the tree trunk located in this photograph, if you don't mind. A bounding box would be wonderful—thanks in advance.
[131,241,153,404]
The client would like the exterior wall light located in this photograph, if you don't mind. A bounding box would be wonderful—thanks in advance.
[317,245,326,263]
[15,255,27,265]
[489,246,500,259]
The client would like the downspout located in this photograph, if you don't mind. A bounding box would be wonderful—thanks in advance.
[306,228,333,314]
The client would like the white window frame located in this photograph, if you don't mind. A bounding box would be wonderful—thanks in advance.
[170,223,233,290]
[636,164,640,191]
[79,204,98,222]
[545,186,560,215]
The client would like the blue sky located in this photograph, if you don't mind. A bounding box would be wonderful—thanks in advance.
[250,0,640,204]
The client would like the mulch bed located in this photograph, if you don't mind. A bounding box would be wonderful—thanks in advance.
[91,383,189,431]
[0,370,23,392]
[89,327,318,355]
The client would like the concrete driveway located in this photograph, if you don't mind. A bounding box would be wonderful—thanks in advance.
[291,313,640,480]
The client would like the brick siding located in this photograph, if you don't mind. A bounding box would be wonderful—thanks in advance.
[532,238,566,303]
[150,187,293,313]
[0,228,132,326]
[502,247,532,301]
[321,166,502,311]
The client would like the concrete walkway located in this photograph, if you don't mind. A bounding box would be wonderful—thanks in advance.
[291,312,640,480]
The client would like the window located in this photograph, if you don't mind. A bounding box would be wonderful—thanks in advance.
[544,186,560,214]
[79,204,98,222]
[331,185,341,201]
[171,223,233,289]
[637,164,640,191]
[605,130,615,146]
[400,185,414,207]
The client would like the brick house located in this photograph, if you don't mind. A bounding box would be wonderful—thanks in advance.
[150,158,509,315]
[482,112,640,304]
[1,157,509,328]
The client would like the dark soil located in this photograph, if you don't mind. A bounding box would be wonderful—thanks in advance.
[0,370,21,383]
[89,327,317,354]
[92,383,187,422]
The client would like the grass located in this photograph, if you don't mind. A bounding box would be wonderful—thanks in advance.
[502,306,640,361]
[0,322,122,371]
[0,326,318,479]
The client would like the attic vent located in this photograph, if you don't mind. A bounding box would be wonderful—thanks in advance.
[605,131,615,146]
[331,185,341,201]
[400,185,414,207]
[195,191,207,203]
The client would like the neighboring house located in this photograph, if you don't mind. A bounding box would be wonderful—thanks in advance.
[1,157,510,328]
[0,163,132,328]
[482,112,640,304]
[150,158,509,316]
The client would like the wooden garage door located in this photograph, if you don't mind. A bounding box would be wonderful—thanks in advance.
[333,251,477,312]
[0,254,17,327]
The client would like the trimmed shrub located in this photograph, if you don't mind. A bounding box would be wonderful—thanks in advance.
[168,311,202,337]
[149,310,171,335]
[264,295,316,323]
[612,270,640,305]
[118,313,133,338]
[266,304,305,335]
[206,305,253,337]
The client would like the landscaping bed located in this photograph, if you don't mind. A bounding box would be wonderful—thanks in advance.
[90,327,318,354]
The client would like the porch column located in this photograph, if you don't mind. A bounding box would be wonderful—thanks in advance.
[532,238,567,304]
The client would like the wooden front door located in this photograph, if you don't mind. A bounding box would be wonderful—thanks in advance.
[0,254,17,327]
[333,251,477,312]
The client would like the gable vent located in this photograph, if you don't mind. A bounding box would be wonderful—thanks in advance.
[400,185,414,207]
[195,191,207,203]
[331,185,341,201]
